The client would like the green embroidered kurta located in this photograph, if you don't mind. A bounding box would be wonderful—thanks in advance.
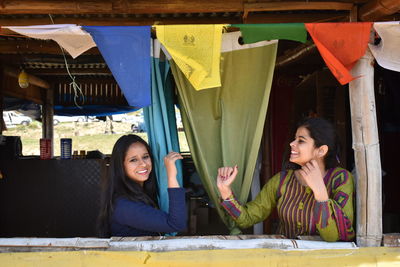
[221,167,355,241]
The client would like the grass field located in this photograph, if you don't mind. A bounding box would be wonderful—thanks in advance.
[3,121,189,156]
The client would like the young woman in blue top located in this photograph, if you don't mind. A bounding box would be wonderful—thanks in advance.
[98,134,186,237]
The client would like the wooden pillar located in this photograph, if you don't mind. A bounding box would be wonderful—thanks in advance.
[0,68,4,134]
[349,48,382,247]
[42,86,54,157]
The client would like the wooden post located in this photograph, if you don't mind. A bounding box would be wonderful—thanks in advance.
[349,48,382,247]
[0,68,4,134]
[42,86,54,157]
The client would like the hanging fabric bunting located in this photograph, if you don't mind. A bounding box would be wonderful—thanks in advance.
[171,31,278,233]
[232,23,307,44]
[4,24,96,59]
[369,22,400,72]
[143,39,183,216]
[305,22,372,85]
[155,24,226,91]
[84,26,151,108]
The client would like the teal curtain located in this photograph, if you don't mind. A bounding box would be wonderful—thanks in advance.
[170,32,278,232]
[144,39,183,214]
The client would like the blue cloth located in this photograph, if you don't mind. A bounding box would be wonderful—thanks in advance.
[110,188,187,236]
[83,26,151,108]
[144,42,183,214]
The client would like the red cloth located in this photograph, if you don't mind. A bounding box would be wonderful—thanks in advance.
[305,22,372,85]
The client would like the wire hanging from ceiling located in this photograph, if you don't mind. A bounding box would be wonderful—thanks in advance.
[48,14,85,109]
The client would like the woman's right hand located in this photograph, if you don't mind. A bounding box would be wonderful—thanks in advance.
[164,151,183,188]
[217,166,238,199]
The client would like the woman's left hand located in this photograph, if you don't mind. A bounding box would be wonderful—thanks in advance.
[297,160,329,201]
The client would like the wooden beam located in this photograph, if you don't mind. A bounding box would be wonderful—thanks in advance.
[246,12,349,23]
[0,15,242,26]
[359,0,400,21]
[28,68,111,76]
[0,0,244,14]
[244,2,354,12]
[3,67,50,89]
[0,39,100,55]
[275,43,317,69]
[54,77,115,83]
[3,75,44,105]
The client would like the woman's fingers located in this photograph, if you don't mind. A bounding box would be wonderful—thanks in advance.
[231,165,238,178]
[165,151,183,162]
[217,166,238,184]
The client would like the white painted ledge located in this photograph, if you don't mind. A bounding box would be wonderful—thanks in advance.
[0,237,357,252]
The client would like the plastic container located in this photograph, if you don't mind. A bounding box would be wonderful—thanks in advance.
[40,138,52,160]
[60,138,72,159]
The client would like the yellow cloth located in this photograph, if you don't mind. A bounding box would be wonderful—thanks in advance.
[155,25,226,90]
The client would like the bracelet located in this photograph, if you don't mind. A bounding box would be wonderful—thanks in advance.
[223,194,235,202]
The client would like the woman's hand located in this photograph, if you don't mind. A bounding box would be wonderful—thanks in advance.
[217,165,238,200]
[164,152,183,188]
[296,160,329,201]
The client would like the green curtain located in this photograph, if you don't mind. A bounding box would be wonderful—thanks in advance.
[170,32,278,232]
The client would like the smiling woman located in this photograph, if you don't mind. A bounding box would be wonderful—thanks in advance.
[98,134,187,237]
[217,117,355,242]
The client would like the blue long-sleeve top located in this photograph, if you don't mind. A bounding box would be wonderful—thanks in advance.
[110,188,187,236]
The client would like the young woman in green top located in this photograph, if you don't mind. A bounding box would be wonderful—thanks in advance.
[217,117,355,241]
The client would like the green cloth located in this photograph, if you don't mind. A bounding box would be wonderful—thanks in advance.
[232,23,307,44]
[170,35,277,232]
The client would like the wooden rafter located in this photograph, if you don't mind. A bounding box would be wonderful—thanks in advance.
[0,0,243,14]
[0,15,243,26]
[244,2,354,12]
[246,12,350,23]
[27,68,111,76]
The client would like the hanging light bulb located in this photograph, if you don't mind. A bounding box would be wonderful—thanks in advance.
[18,69,29,88]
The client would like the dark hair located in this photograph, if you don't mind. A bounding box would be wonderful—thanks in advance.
[287,117,340,170]
[97,134,158,237]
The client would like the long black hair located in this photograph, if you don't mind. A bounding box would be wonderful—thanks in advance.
[286,117,340,170]
[97,134,158,237]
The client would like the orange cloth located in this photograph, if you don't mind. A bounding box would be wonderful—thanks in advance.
[305,22,372,85]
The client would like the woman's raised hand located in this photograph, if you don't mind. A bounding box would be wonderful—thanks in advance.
[164,152,183,188]
[296,160,329,202]
[217,165,238,200]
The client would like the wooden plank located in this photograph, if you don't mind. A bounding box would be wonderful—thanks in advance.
[383,234,400,247]
[244,2,354,12]
[0,0,244,14]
